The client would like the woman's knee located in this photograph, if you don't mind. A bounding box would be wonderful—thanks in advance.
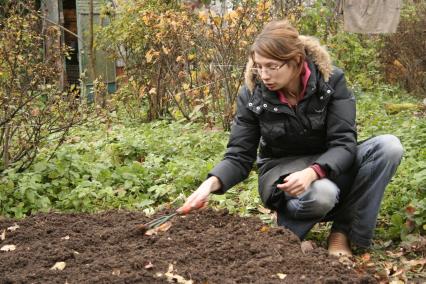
[304,179,339,217]
[373,134,404,163]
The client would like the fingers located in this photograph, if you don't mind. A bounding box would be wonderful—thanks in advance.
[277,175,305,197]
[177,191,208,214]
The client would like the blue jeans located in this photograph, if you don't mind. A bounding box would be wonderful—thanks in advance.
[275,134,403,248]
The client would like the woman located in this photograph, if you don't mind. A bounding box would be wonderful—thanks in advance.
[178,20,403,256]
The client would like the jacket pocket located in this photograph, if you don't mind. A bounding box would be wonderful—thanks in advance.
[308,112,326,130]
[260,118,286,143]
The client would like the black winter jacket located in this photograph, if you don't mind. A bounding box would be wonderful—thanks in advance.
[209,58,357,194]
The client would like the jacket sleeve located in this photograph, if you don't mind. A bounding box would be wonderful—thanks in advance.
[314,69,357,179]
[208,86,261,194]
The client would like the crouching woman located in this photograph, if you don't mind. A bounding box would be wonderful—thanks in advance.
[178,20,403,256]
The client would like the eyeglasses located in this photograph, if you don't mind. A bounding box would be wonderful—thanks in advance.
[250,61,287,76]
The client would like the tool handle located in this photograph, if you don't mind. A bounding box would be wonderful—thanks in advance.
[179,200,206,215]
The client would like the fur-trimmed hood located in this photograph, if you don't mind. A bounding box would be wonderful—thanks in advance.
[244,35,333,92]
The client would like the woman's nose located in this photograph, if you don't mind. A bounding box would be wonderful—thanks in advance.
[260,70,270,80]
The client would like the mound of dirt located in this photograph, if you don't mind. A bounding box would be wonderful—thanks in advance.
[0,209,376,283]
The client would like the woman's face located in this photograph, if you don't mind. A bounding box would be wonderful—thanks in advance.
[253,52,296,92]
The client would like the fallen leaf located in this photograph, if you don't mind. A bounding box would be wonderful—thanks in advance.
[386,251,403,258]
[390,269,404,277]
[300,240,316,254]
[338,256,354,267]
[7,224,19,232]
[0,244,16,251]
[276,273,287,279]
[145,221,172,236]
[402,258,426,267]
[164,264,193,284]
[144,262,154,269]
[405,204,416,214]
[259,226,269,233]
[61,236,70,240]
[50,262,66,271]
[361,253,371,262]
[112,269,120,276]
[0,230,5,241]
[257,206,271,214]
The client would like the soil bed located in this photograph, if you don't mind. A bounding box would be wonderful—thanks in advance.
[0,209,376,283]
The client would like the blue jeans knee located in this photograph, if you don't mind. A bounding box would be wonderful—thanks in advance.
[286,179,340,220]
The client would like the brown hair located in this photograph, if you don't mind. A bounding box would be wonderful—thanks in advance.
[250,20,306,98]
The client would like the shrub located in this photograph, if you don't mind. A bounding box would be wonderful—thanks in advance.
[0,2,90,171]
[379,0,426,97]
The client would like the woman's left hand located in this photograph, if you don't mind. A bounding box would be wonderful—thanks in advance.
[276,167,318,197]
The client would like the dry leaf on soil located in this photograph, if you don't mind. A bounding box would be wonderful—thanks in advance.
[0,244,16,251]
[0,230,5,241]
[61,236,70,240]
[112,269,120,276]
[300,240,316,254]
[7,224,19,232]
[259,226,269,233]
[145,221,172,236]
[50,261,66,271]
[338,256,354,267]
[144,262,154,269]
[276,273,287,279]
[257,206,271,214]
[164,264,193,284]
[361,253,371,262]
[402,258,426,268]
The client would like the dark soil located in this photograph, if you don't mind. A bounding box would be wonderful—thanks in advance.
[0,209,376,283]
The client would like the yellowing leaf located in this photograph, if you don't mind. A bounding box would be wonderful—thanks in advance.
[361,253,371,262]
[142,15,149,25]
[277,273,287,279]
[7,223,19,232]
[182,83,190,91]
[260,226,269,233]
[164,264,193,284]
[112,269,120,276]
[145,221,172,236]
[402,258,426,267]
[188,53,196,61]
[198,11,208,22]
[145,49,159,63]
[162,47,170,55]
[0,244,16,251]
[51,261,66,271]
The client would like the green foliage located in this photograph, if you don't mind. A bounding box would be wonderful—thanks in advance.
[0,121,227,217]
[355,86,426,239]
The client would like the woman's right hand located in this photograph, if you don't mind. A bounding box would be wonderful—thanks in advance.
[177,176,222,214]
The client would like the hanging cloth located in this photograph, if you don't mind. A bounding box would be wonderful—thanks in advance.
[338,0,402,34]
